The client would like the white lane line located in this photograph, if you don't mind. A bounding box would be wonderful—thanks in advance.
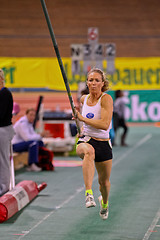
[17,134,152,239]
[112,133,152,167]
[142,208,160,240]
[18,186,85,239]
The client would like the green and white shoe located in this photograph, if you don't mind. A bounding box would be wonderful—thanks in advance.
[85,193,96,208]
[98,196,109,220]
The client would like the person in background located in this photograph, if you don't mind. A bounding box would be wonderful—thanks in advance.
[0,69,14,196]
[113,90,128,146]
[74,68,113,220]
[12,102,20,116]
[109,119,115,145]
[12,102,20,124]
[12,108,50,172]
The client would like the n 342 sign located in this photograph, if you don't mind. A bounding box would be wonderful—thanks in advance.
[71,44,104,61]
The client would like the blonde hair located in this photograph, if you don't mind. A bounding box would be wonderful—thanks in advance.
[0,69,5,80]
[87,68,109,92]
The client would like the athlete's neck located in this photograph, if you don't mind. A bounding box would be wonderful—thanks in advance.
[89,92,102,101]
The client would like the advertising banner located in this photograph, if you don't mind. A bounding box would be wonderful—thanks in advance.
[0,57,159,122]
[0,57,67,90]
[109,90,160,122]
[110,57,160,90]
[0,57,160,91]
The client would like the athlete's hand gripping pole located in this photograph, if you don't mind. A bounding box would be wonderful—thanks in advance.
[40,0,80,135]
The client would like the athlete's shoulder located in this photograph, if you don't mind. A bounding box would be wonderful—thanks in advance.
[101,93,113,103]
[80,94,88,104]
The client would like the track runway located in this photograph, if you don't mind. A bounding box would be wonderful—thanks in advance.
[0,125,160,240]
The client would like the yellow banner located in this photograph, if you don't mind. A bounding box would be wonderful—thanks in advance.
[0,57,160,90]
[0,57,67,91]
[111,57,160,90]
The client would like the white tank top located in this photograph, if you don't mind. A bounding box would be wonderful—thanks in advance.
[81,93,112,139]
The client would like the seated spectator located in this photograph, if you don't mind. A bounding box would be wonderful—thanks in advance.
[12,108,50,171]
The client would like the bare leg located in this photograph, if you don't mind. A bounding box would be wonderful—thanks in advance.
[76,143,95,191]
[95,159,112,204]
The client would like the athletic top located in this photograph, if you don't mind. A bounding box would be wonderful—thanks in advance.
[114,97,126,118]
[12,115,42,144]
[0,87,13,127]
[81,93,112,139]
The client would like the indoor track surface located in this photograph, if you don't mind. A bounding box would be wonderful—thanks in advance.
[0,125,160,240]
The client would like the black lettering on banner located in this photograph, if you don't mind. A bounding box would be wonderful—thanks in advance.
[2,67,16,84]
[146,69,154,84]
[110,69,120,85]
[156,69,160,84]
[140,68,144,85]
[123,69,131,85]
[134,69,143,85]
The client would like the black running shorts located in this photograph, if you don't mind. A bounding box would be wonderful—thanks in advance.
[77,136,113,162]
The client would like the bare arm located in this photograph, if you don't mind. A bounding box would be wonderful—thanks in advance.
[76,94,113,130]
[80,94,86,105]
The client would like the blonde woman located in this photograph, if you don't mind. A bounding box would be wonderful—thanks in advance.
[75,68,113,220]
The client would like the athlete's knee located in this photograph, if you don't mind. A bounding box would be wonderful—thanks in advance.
[84,147,95,159]
[99,178,110,188]
[77,144,95,160]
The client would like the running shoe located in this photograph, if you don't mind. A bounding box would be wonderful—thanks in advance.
[98,195,109,220]
[85,193,96,208]
[26,163,42,172]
